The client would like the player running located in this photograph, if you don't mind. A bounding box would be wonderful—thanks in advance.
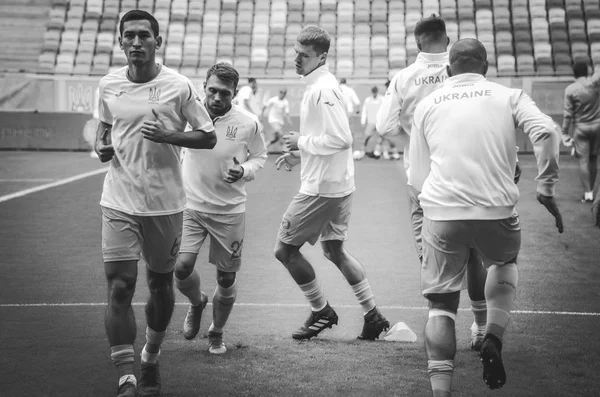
[94,10,216,397]
[174,62,267,355]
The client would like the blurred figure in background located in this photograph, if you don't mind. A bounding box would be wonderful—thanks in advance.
[262,88,292,154]
[562,61,600,203]
[234,77,263,118]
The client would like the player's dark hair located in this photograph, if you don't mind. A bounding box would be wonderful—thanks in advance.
[206,62,240,90]
[371,86,378,93]
[120,9,159,37]
[573,62,589,78]
[297,25,331,55]
[414,14,447,41]
[248,77,256,84]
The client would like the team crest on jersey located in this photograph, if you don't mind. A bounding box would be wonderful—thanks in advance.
[226,125,238,140]
[149,86,161,103]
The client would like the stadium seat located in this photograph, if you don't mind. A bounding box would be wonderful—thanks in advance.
[205,0,221,11]
[371,57,388,77]
[320,12,337,35]
[568,19,587,42]
[171,0,188,22]
[222,0,237,11]
[372,0,388,23]
[288,0,302,12]
[497,54,516,75]
[55,52,75,74]
[354,0,369,23]
[337,1,353,25]
[47,7,66,30]
[336,58,353,77]
[187,1,204,22]
[588,19,600,42]
[220,11,236,34]
[321,0,336,11]
[38,51,57,73]
[371,36,388,58]
[474,0,492,8]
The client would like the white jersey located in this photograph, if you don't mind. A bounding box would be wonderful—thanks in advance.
[182,104,267,214]
[297,64,355,197]
[264,96,290,125]
[361,95,383,125]
[376,52,449,137]
[409,73,559,221]
[98,65,214,216]
[376,52,449,174]
[234,85,262,117]
[339,83,360,114]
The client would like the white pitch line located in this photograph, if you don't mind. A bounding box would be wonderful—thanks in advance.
[0,302,598,316]
[0,167,108,203]
[0,178,56,183]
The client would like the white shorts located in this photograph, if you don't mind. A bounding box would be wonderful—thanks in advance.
[277,193,352,246]
[421,215,521,296]
[179,209,245,273]
[101,206,182,273]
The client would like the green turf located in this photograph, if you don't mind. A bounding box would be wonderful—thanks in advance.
[0,152,599,396]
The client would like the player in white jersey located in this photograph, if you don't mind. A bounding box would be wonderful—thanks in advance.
[234,77,262,118]
[174,63,267,355]
[376,15,492,351]
[262,88,292,153]
[274,25,390,341]
[93,10,216,397]
[409,39,562,396]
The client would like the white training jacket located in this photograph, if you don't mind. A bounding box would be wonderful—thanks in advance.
[376,52,449,138]
[297,64,355,197]
[409,73,559,221]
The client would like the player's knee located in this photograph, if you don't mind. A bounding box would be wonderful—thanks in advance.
[108,275,136,304]
[217,271,236,288]
[321,240,343,263]
[147,271,174,296]
[274,241,296,265]
[174,253,196,279]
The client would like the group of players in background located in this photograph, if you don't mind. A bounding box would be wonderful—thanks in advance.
[93,8,581,397]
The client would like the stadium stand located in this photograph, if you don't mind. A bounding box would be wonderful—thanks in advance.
[0,0,594,78]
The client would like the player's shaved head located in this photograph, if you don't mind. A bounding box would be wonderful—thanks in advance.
[448,38,488,76]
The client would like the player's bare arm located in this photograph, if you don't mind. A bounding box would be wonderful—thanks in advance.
[141,109,217,149]
[94,120,114,163]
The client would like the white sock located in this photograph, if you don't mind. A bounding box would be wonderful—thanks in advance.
[299,278,327,312]
[141,326,165,364]
[351,278,376,314]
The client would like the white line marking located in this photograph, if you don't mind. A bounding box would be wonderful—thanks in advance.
[0,302,597,316]
[0,167,108,203]
[0,178,56,183]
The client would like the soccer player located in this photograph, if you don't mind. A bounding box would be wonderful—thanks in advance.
[262,88,292,153]
[409,38,562,395]
[562,61,600,202]
[355,86,401,161]
[274,25,390,341]
[94,10,216,397]
[174,62,267,355]
[376,14,490,350]
[234,77,262,118]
